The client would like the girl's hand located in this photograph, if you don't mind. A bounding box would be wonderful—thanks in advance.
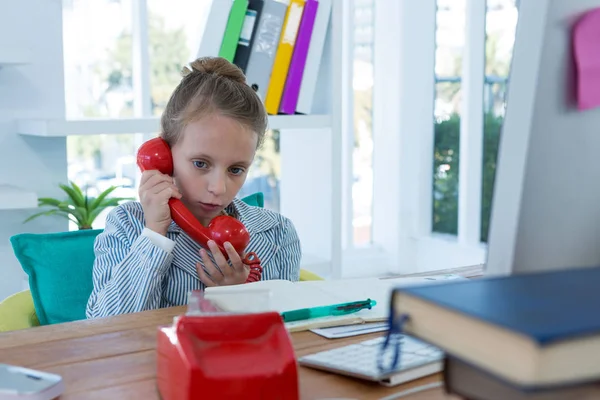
[139,170,182,236]
[196,240,249,286]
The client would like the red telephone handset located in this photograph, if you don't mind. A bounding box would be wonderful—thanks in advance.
[136,137,262,283]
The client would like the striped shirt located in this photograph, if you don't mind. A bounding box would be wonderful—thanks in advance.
[85,197,301,319]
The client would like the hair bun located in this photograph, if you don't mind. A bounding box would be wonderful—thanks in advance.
[182,57,246,84]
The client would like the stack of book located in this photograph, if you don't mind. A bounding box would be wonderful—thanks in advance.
[198,0,332,116]
[387,266,600,399]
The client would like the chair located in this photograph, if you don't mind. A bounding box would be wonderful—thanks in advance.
[299,269,324,281]
[0,290,39,332]
[0,271,323,333]
[2,193,321,332]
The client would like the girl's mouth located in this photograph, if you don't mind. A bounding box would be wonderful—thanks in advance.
[197,202,221,213]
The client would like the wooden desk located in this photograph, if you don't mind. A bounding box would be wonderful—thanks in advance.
[0,306,458,400]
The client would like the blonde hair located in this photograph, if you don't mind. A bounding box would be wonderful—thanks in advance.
[160,57,268,148]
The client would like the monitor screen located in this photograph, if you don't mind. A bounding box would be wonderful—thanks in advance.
[486,0,600,276]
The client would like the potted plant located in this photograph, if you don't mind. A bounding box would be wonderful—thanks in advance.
[24,181,134,230]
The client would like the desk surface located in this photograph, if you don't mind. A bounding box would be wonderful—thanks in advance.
[0,306,459,400]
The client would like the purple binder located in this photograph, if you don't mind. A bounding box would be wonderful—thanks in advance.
[279,0,319,115]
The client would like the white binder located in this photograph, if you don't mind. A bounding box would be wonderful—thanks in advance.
[295,0,331,115]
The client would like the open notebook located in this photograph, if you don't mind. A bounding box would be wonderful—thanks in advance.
[203,274,464,332]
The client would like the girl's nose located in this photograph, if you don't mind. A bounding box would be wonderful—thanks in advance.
[207,172,227,196]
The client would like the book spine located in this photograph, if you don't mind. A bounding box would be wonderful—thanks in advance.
[244,0,290,101]
[233,0,265,73]
[295,0,331,115]
[264,0,306,115]
[219,0,249,62]
[279,0,318,115]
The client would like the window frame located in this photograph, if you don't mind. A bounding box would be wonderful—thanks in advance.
[366,0,488,275]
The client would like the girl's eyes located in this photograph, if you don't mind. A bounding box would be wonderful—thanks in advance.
[192,161,245,176]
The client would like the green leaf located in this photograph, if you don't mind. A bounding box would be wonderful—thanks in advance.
[87,207,106,225]
[59,183,86,207]
[63,206,86,226]
[75,206,90,225]
[37,197,63,207]
[89,186,118,210]
[70,181,88,210]
[24,181,135,229]
[49,202,84,226]
[70,181,85,199]
[23,209,71,223]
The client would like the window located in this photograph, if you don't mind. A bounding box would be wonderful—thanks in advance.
[366,0,519,274]
[62,0,281,230]
[432,0,466,236]
[481,0,518,242]
[352,0,374,247]
[63,0,137,230]
[63,0,134,119]
[431,0,518,242]
[146,0,206,116]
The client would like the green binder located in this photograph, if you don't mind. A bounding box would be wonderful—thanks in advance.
[219,0,249,62]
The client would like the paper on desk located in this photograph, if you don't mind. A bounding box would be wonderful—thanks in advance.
[287,273,466,331]
[310,322,389,339]
[204,273,466,332]
[573,7,600,110]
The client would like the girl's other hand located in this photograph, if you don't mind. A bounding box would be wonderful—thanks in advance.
[196,241,249,286]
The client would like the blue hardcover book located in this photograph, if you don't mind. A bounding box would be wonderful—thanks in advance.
[386,266,600,389]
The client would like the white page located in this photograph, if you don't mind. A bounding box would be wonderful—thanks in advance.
[204,279,351,314]
[310,322,389,339]
[297,274,467,321]
[201,274,467,330]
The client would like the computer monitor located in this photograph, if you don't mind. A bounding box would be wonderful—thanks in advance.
[486,0,600,276]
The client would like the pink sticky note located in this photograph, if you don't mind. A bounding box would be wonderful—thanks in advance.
[573,8,600,110]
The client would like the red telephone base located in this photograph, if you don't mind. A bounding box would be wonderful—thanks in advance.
[156,312,299,400]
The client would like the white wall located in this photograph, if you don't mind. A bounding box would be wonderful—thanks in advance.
[371,0,439,273]
[279,6,342,280]
[0,0,68,301]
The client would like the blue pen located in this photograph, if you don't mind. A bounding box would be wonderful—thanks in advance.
[281,299,377,323]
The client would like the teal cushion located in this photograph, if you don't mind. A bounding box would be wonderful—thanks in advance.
[10,229,102,325]
[9,193,263,325]
[240,192,264,208]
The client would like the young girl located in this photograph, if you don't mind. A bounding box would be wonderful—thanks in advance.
[86,57,302,319]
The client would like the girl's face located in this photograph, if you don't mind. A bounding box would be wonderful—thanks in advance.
[171,114,258,226]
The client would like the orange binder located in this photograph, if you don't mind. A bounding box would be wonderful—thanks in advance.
[264,0,306,115]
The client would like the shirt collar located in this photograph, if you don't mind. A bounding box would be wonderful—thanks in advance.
[228,197,278,234]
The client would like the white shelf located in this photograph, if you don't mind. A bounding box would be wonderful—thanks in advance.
[17,117,160,137]
[0,185,37,210]
[0,47,32,67]
[269,114,331,130]
[17,115,331,137]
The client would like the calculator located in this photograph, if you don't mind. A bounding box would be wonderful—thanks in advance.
[297,335,444,387]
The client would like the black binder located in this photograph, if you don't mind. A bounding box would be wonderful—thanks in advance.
[233,0,265,73]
